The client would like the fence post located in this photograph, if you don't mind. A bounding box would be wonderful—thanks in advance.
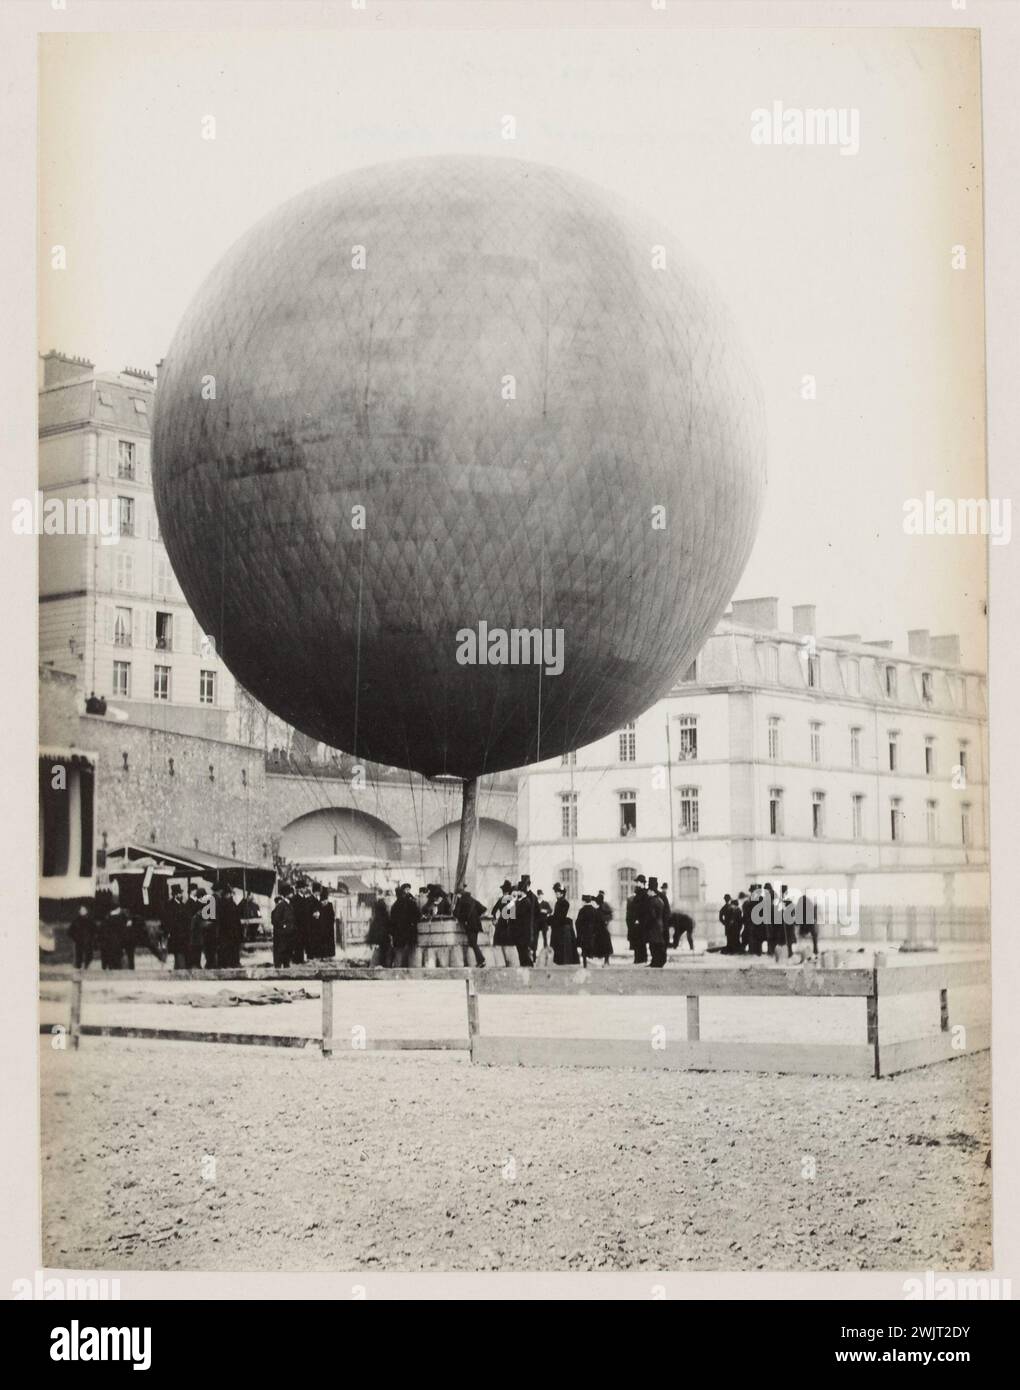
[685,995,700,1042]
[465,978,479,1062]
[321,977,333,1058]
[69,969,83,1052]
[868,958,883,1079]
[939,987,949,1033]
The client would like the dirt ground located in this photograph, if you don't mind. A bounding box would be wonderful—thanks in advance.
[40,1028,990,1273]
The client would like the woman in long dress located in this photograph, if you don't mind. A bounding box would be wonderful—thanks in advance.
[550,883,579,965]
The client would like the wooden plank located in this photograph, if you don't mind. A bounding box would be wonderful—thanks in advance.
[939,988,949,1033]
[685,996,700,1041]
[867,981,880,1080]
[470,1036,874,1075]
[876,960,989,996]
[321,978,333,1058]
[69,969,83,1052]
[465,979,480,1061]
[880,1026,990,1075]
[471,966,874,997]
[73,1025,317,1049]
[322,1038,470,1053]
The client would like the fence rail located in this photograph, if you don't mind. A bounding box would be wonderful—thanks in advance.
[40,958,989,1078]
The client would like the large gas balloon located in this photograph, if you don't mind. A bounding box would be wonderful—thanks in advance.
[153,156,765,778]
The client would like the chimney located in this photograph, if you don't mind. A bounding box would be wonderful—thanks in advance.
[41,350,94,388]
[865,639,894,650]
[729,596,780,631]
[907,629,931,658]
[792,604,816,637]
[930,634,961,666]
[122,366,155,383]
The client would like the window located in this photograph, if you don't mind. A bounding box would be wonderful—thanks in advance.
[560,750,576,766]
[560,792,577,838]
[807,654,821,689]
[155,610,174,651]
[200,669,216,705]
[132,397,148,414]
[677,714,698,761]
[681,660,698,683]
[921,671,933,704]
[924,737,936,776]
[811,791,825,839]
[850,726,862,768]
[852,794,864,841]
[153,665,171,701]
[767,716,781,761]
[844,658,860,696]
[117,496,135,538]
[958,744,969,780]
[618,790,637,837]
[113,606,132,647]
[154,555,175,599]
[885,665,898,698]
[768,787,784,836]
[618,722,636,762]
[114,552,134,592]
[678,785,699,836]
[961,802,972,847]
[558,866,579,900]
[925,800,938,844]
[677,866,700,900]
[112,660,130,697]
[764,644,779,683]
[117,440,135,480]
[890,797,903,842]
[888,732,898,772]
[617,866,638,909]
[810,722,822,764]
[98,390,113,408]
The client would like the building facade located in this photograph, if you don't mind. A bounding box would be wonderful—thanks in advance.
[38,351,236,739]
[517,598,989,934]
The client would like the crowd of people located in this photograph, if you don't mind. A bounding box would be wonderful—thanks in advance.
[359,874,697,970]
[268,883,339,966]
[65,886,267,971]
[717,882,819,960]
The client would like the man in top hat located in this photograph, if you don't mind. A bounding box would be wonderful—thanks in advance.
[512,878,537,966]
[534,889,552,958]
[627,874,648,965]
[163,884,191,971]
[490,880,515,964]
[67,902,96,971]
[271,892,295,968]
[643,878,668,968]
[389,882,421,967]
[719,892,742,955]
[312,885,337,959]
[453,881,487,967]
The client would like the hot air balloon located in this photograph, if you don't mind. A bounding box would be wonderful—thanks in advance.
[153,155,765,885]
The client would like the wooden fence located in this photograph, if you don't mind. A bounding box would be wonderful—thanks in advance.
[40,956,988,1078]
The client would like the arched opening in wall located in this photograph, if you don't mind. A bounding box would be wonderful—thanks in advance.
[279,807,401,870]
[676,863,702,904]
[426,816,516,903]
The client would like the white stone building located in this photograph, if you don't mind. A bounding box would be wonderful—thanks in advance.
[517,597,988,938]
[38,351,237,739]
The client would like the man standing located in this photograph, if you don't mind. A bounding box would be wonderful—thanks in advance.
[67,903,95,970]
[534,890,552,958]
[291,883,314,965]
[453,882,487,967]
[576,894,599,968]
[217,887,242,968]
[490,880,515,965]
[719,893,741,954]
[313,887,337,959]
[642,883,667,968]
[99,902,128,970]
[627,874,648,964]
[512,878,536,966]
[271,893,294,968]
[164,885,191,971]
[389,882,421,967]
[196,888,218,970]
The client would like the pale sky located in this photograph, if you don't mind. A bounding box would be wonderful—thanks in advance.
[38,24,988,667]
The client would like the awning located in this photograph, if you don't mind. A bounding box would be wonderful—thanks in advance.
[333,874,375,895]
[106,843,276,898]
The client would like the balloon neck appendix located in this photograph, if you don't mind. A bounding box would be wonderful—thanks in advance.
[151,152,765,874]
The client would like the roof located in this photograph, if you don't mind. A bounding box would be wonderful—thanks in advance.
[39,373,154,436]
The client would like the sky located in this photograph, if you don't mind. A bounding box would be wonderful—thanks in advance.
[38,24,988,667]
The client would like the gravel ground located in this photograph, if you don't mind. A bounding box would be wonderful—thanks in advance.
[41,1036,990,1273]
